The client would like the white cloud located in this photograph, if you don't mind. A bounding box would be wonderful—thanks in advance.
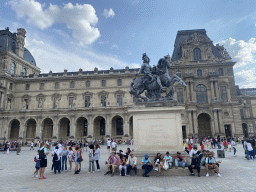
[103,8,115,18]
[235,68,256,88]
[25,37,130,73]
[10,0,100,44]
[218,37,256,68]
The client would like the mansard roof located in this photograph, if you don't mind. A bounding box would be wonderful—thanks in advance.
[0,27,36,66]
[171,29,223,61]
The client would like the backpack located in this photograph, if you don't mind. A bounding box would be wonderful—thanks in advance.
[34,156,37,162]
[39,147,45,160]
[121,168,125,176]
[53,152,58,161]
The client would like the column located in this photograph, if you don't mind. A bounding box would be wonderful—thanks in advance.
[123,114,129,137]
[188,111,193,136]
[35,116,43,139]
[186,82,190,102]
[212,110,220,134]
[227,88,231,102]
[192,110,198,135]
[191,82,196,102]
[215,81,220,100]
[218,109,224,134]
[52,116,59,139]
[87,115,94,138]
[0,92,3,109]
[210,81,215,101]
[70,115,76,138]
[18,117,25,141]
[105,114,111,138]
[5,117,10,141]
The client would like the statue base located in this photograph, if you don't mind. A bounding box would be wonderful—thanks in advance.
[128,105,188,166]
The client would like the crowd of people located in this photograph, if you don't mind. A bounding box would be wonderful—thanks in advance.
[3,135,256,178]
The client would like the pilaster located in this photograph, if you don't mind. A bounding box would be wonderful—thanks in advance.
[123,113,129,137]
[105,114,111,137]
[18,116,25,141]
[70,115,76,138]
[188,111,193,136]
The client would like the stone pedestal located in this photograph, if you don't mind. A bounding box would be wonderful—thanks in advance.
[128,105,189,165]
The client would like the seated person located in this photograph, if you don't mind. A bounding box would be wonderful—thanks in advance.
[119,155,127,176]
[205,153,222,177]
[156,154,166,176]
[174,152,186,168]
[125,148,131,159]
[189,147,197,158]
[188,154,201,177]
[104,152,120,176]
[142,154,153,177]
[154,153,160,171]
[184,147,190,154]
[188,143,193,151]
[164,152,173,168]
[126,152,137,176]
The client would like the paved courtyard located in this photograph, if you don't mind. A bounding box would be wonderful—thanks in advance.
[0,144,255,192]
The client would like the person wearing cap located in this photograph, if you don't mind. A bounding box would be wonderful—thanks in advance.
[142,154,153,177]
[188,154,201,177]
[126,152,137,176]
[174,152,186,168]
[164,152,173,169]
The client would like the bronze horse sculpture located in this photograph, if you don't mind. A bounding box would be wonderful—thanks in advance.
[130,55,186,102]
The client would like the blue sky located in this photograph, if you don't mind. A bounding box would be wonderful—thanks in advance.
[1,0,256,88]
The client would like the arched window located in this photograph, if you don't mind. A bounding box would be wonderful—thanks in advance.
[197,69,202,77]
[193,48,201,61]
[196,84,208,104]
[218,68,224,76]
[10,63,16,74]
[176,71,181,78]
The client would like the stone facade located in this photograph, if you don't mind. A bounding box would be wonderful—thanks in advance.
[0,28,252,143]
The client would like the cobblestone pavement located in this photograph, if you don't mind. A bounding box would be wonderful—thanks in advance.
[0,144,255,192]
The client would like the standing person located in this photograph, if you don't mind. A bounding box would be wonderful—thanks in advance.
[68,147,74,171]
[111,140,117,152]
[95,144,101,171]
[88,144,95,173]
[231,139,237,156]
[223,139,227,151]
[107,139,111,152]
[78,144,83,172]
[200,140,204,151]
[247,140,254,160]
[228,140,232,152]
[30,141,34,150]
[16,142,21,155]
[74,146,80,174]
[51,146,61,174]
[85,141,88,152]
[32,150,40,178]
[61,146,68,171]
[39,143,49,179]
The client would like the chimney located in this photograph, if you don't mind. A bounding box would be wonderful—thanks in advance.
[15,28,26,58]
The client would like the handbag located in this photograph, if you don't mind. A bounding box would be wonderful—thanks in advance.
[77,157,82,162]
[163,161,168,170]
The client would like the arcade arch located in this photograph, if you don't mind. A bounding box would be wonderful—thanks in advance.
[112,116,123,137]
[9,119,20,140]
[42,118,53,140]
[26,119,36,140]
[59,117,70,140]
[197,113,212,138]
[76,117,88,139]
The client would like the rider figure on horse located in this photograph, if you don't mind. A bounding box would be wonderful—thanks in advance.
[136,53,166,90]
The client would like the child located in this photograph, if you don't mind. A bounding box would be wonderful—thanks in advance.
[88,144,95,173]
[164,152,173,169]
[32,150,40,177]
[183,141,186,150]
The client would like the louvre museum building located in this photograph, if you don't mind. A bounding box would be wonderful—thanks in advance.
[0,27,255,143]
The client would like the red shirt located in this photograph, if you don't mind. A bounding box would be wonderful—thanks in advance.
[188,144,192,150]
[174,155,184,161]
[223,140,227,146]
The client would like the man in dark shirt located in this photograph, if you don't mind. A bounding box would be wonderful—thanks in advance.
[188,154,201,177]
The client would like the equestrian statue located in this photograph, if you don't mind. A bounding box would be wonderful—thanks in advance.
[130,53,186,102]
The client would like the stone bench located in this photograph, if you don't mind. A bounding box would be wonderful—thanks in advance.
[114,166,216,176]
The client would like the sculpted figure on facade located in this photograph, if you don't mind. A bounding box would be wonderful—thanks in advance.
[6,100,11,110]
[38,98,43,109]
[22,99,27,109]
[130,53,186,102]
